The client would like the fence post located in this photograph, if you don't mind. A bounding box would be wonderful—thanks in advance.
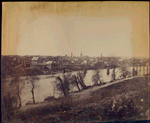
[132,66,134,76]
[139,65,141,75]
[136,65,138,75]
[143,65,145,75]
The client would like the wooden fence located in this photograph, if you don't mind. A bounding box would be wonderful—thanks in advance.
[133,65,150,76]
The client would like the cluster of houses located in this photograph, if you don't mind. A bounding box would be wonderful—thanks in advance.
[2,55,149,77]
[22,55,104,71]
[23,55,133,71]
[3,55,149,72]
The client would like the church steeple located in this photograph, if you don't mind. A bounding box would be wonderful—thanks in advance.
[80,51,83,57]
[71,53,73,57]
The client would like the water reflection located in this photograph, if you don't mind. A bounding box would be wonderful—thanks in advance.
[6,66,148,106]
[18,67,134,106]
[2,65,149,106]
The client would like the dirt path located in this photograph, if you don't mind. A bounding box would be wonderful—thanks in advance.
[70,75,143,101]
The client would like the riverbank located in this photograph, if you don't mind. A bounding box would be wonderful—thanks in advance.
[4,64,133,78]
[9,75,149,122]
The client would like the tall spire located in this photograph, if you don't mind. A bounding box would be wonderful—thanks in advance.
[71,53,73,57]
[80,51,83,57]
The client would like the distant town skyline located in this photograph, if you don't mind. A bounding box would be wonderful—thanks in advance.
[2,2,149,58]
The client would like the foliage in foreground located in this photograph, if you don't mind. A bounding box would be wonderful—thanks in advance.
[92,69,103,85]
[54,68,88,97]
[17,90,149,122]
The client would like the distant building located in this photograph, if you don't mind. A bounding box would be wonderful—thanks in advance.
[70,60,73,64]
[118,58,124,62]
[31,57,46,69]
[31,57,39,65]
[23,58,30,67]
[46,61,54,70]
[81,60,88,65]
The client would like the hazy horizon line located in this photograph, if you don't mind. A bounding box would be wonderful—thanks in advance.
[2,54,149,59]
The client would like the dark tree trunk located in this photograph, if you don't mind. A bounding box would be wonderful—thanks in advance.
[112,67,116,81]
[64,78,69,96]
[57,76,67,97]
[17,85,22,107]
[18,93,22,107]
[3,93,14,120]
[74,76,80,91]
[113,67,116,80]
[31,88,35,104]
[98,77,102,85]
[123,71,126,78]
[107,67,110,75]
[77,75,87,89]
[132,67,135,76]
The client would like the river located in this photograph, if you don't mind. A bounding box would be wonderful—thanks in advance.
[3,66,149,106]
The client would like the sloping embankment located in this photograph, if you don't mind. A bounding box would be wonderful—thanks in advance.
[70,75,149,102]
[15,75,150,122]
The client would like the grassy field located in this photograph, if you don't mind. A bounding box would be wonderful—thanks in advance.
[4,75,150,122]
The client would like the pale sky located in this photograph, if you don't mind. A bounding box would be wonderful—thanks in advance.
[17,15,133,57]
[2,2,149,58]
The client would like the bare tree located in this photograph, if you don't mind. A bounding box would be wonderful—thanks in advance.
[70,75,81,91]
[28,75,39,104]
[107,66,110,75]
[66,74,82,92]
[54,68,88,97]
[111,69,116,81]
[2,76,24,121]
[76,68,87,89]
[92,69,103,85]
[119,65,131,79]
[2,93,16,121]
[55,74,71,97]
[110,57,118,81]
[10,76,25,108]
[132,67,137,76]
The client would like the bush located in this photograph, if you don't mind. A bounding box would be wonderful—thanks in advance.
[2,94,17,121]
[44,96,57,101]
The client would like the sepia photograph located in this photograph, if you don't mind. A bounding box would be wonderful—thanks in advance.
[1,1,149,122]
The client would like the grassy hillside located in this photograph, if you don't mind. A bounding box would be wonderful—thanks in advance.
[3,75,150,122]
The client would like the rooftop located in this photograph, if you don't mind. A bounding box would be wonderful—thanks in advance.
[32,57,39,61]
[46,61,53,64]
